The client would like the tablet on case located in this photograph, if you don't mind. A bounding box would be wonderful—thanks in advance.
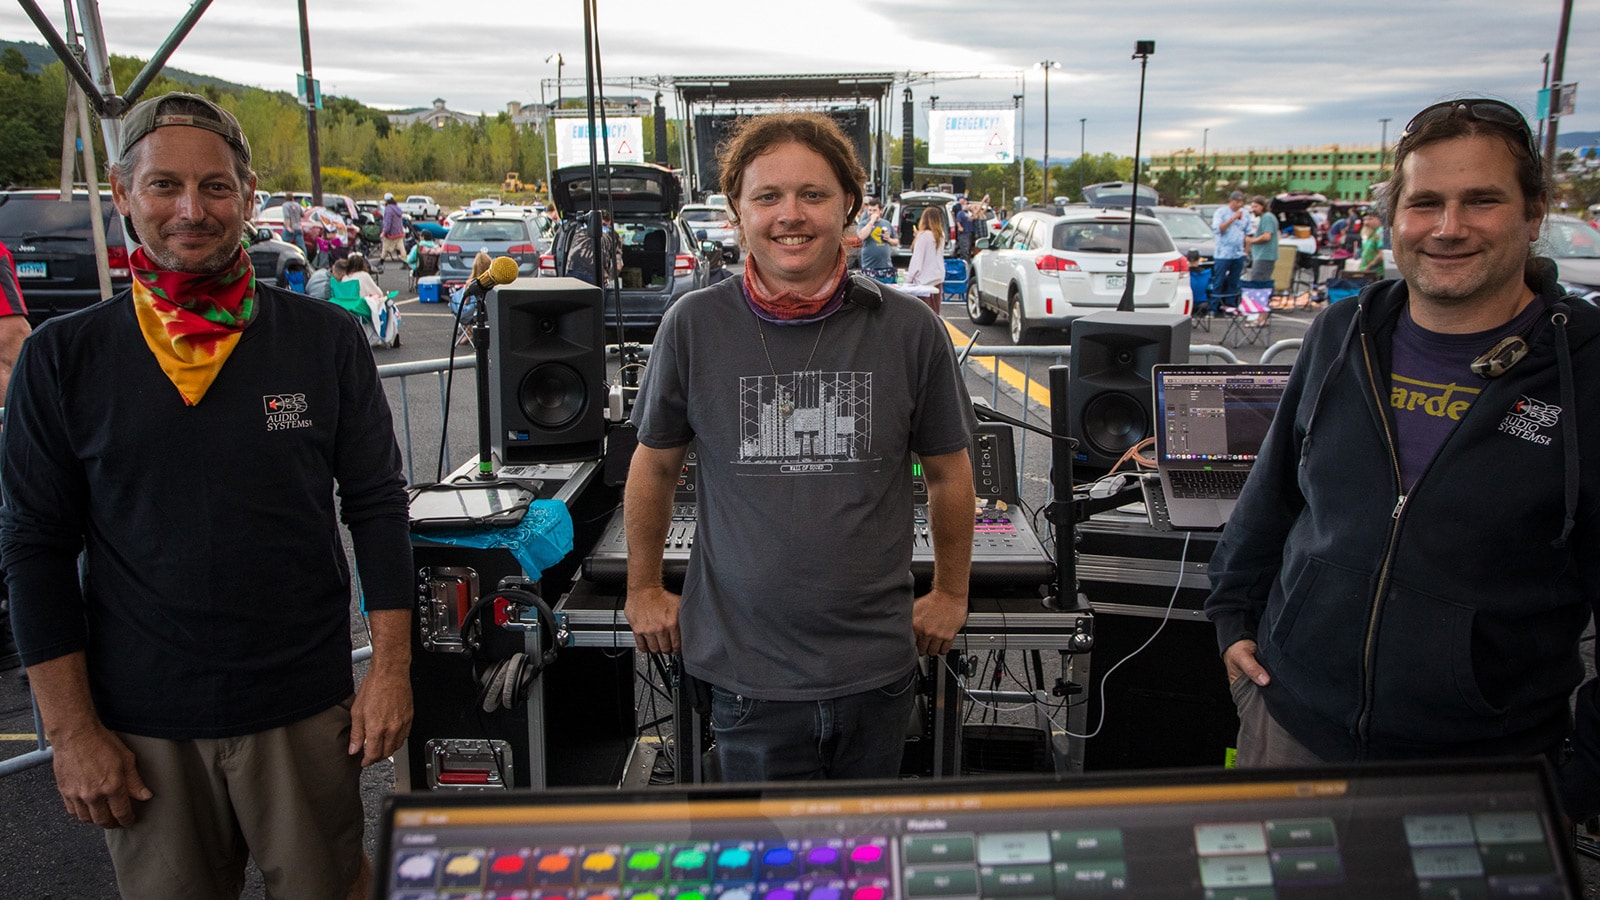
[407,481,533,531]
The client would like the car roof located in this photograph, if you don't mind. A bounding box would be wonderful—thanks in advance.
[1018,206,1164,226]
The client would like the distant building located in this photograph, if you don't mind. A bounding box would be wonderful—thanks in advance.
[506,101,547,130]
[1149,143,1391,201]
[386,98,477,129]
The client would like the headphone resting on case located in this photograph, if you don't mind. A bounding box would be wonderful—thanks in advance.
[463,585,561,713]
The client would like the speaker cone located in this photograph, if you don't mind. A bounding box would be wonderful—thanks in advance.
[1082,391,1149,456]
[518,362,587,430]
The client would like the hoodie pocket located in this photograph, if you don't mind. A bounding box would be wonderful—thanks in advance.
[1372,582,1504,725]
[1264,557,1369,707]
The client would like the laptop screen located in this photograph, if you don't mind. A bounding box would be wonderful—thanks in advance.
[1154,365,1293,464]
[374,760,1578,897]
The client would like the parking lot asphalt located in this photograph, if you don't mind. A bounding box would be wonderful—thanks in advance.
[2,268,1597,898]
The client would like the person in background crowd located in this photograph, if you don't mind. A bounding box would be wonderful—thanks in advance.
[281,194,305,254]
[1353,212,1386,277]
[450,250,493,344]
[340,253,384,301]
[305,261,333,300]
[624,111,975,782]
[0,238,31,673]
[953,195,975,260]
[855,197,898,284]
[0,92,412,899]
[905,206,947,314]
[1205,97,1600,823]
[1211,190,1252,309]
[1245,195,1279,284]
[379,194,405,262]
[1339,208,1364,254]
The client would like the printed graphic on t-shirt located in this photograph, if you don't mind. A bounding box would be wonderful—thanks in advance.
[1390,374,1480,422]
[735,371,877,474]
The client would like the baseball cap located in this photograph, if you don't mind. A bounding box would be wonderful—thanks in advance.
[118,92,251,166]
[384,192,395,201]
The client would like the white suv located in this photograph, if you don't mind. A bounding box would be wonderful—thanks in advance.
[969,207,1193,344]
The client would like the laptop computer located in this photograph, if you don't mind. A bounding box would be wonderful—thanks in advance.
[1149,363,1292,530]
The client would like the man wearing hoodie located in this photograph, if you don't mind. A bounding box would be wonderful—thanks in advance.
[1206,98,1600,822]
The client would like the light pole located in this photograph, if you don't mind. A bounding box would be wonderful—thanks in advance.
[1014,94,1025,206]
[1037,60,1059,202]
[1078,117,1086,196]
[544,53,564,110]
[1378,117,1392,180]
[543,53,563,202]
[1118,40,1154,312]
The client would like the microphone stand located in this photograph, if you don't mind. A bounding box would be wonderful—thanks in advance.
[473,287,495,478]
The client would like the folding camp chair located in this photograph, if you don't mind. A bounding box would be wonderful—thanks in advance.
[1271,254,1298,305]
[1188,263,1214,332]
[409,244,441,291]
[941,257,969,305]
[327,279,402,348]
[1221,279,1273,348]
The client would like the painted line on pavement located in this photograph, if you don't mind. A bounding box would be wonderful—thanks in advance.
[941,318,1052,410]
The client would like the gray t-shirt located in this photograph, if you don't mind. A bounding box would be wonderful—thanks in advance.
[633,277,974,700]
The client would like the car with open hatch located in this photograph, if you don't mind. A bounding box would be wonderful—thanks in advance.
[542,162,710,336]
[968,205,1192,344]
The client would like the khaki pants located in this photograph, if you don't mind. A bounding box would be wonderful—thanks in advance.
[1229,675,1326,768]
[381,235,405,260]
[106,696,363,900]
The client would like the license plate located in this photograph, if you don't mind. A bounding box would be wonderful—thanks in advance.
[1105,274,1125,290]
[16,261,46,278]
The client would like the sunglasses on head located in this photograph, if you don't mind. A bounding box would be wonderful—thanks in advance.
[1400,99,1540,161]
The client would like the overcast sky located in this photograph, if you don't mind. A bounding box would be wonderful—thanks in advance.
[4,0,1596,160]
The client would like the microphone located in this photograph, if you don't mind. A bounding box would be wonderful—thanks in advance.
[463,256,520,301]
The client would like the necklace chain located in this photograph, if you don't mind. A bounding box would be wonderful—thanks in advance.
[756,318,827,418]
[756,318,826,376]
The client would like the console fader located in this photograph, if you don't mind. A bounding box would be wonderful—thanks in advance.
[583,424,1055,588]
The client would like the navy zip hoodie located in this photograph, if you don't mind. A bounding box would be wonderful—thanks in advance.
[1206,266,1600,819]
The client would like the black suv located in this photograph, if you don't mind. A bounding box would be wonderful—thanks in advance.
[544,163,711,336]
[0,189,131,324]
[0,189,307,324]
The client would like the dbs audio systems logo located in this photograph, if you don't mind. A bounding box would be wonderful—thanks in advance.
[263,393,314,431]
[1498,395,1560,446]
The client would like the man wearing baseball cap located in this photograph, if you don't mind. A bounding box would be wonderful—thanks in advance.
[0,91,414,899]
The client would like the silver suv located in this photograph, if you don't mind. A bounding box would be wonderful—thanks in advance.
[969,207,1193,344]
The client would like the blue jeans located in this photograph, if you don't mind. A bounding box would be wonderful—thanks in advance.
[1212,256,1245,309]
[710,667,919,781]
[284,229,306,255]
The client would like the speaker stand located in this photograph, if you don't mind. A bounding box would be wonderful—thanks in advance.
[473,294,495,479]
[1046,364,1089,614]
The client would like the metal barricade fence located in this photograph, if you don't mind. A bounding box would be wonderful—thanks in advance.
[0,339,1303,779]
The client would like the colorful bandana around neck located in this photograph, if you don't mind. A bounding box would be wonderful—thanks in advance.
[130,245,257,406]
[742,249,848,323]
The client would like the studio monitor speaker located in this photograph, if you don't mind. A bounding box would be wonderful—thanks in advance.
[489,279,606,464]
[1068,311,1190,475]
